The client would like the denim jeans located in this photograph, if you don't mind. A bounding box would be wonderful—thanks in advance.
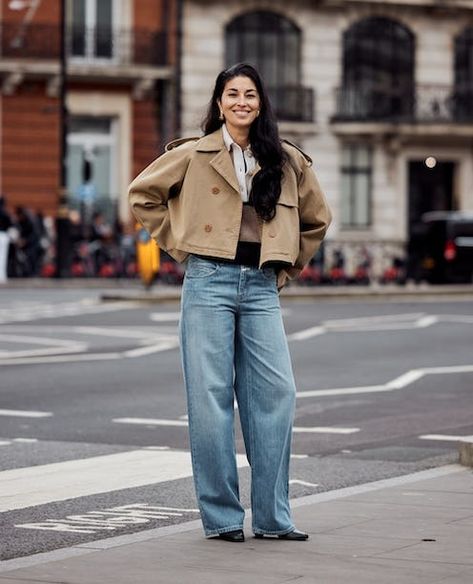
[179,255,296,536]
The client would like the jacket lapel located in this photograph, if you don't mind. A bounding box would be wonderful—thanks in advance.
[209,149,241,194]
[197,129,241,194]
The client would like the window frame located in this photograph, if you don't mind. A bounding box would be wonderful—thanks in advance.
[340,144,373,229]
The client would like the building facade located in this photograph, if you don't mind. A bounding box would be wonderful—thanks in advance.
[181,0,473,276]
[0,0,178,225]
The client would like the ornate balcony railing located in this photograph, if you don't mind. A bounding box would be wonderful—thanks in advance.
[333,84,473,124]
[269,85,314,123]
[0,22,167,67]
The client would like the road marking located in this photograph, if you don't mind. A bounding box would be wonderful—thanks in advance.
[289,312,472,341]
[0,409,53,418]
[419,434,473,442]
[15,503,200,534]
[0,301,140,324]
[0,441,11,446]
[289,479,319,487]
[297,364,473,399]
[113,417,189,427]
[0,449,249,512]
[287,326,325,341]
[150,312,181,322]
[123,341,179,358]
[293,426,359,434]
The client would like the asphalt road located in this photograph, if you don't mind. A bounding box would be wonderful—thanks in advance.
[0,288,472,561]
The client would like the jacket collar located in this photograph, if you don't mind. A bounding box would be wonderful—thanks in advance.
[195,128,226,152]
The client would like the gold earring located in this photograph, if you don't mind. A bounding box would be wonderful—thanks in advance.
[256,110,260,117]
[219,109,224,121]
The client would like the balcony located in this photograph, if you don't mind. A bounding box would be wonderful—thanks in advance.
[269,85,315,123]
[0,22,167,66]
[332,84,473,125]
[0,21,170,96]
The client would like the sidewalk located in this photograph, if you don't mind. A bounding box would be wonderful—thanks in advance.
[1,463,472,584]
[2,278,473,303]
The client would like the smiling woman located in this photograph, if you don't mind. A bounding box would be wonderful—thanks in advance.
[128,62,332,544]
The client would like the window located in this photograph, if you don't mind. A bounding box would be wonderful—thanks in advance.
[67,116,118,222]
[225,11,313,121]
[340,17,415,120]
[340,145,372,228]
[454,27,473,121]
[70,0,115,61]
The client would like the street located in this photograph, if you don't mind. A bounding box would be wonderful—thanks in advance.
[1,288,472,561]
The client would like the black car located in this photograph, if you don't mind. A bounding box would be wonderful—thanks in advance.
[420,211,473,283]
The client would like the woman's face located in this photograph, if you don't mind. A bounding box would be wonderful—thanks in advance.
[218,75,260,133]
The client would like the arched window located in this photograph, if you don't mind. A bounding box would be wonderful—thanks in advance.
[225,11,313,121]
[454,27,473,121]
[339,17,415,120]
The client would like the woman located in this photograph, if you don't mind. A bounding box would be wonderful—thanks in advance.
[129,63,331,542]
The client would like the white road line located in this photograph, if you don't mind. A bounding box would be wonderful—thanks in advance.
[0,449,249,512]
[0,352,122,366]
[150,313,181,322]
[416,316,439,327]
[124,342,179,358]
[287,326,325,341]
[323,313,426,326]
[419,434,473,442]
[293,426,359,434]
[0,409,53,418]
[297,364,473,399]
[386,370,425,389]
[113,417,189,427]
[0,441,12,446]
[289,479,319,487]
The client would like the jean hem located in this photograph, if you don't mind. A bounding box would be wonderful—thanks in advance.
[252,526,295,536]
[204,524,244,538]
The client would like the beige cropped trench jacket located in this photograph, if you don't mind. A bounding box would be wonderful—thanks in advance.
[128,128,331,289]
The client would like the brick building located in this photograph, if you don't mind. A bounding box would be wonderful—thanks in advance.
[180,0,473,277]
[0,0,178,225]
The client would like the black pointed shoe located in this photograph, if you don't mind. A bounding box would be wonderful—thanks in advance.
[218,529,245,542]
[255,529,309,541]
[279,529,309,541]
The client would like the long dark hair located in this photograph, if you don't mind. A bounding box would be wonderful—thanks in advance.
[202,63,286,221]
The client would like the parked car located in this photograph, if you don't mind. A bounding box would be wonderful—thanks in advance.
[419,211,473,283]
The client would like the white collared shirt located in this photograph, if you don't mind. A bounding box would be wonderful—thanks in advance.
[221,124,256,203]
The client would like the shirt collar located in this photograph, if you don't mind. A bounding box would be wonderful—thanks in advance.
[221,124,251,154]
[221,124,235,151]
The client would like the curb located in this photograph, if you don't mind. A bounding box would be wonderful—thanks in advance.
[459,441,473,467]
[100,286,473,303]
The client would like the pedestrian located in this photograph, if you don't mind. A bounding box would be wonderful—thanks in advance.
[0,195,13,282]
[129,63,331,542]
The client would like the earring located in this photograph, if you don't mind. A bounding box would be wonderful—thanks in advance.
[219,109,224,121]
[256,110,260,117]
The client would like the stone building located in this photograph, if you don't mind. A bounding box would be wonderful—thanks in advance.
[180,0,473,277]
[0,0,178,224]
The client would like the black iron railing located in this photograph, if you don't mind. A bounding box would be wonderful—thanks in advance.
[269,85,314,123]
[333,84,473,123]
[0,22,167,66]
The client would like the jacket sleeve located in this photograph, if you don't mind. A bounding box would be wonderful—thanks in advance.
[277,157,332,290]
[128,143,193,253]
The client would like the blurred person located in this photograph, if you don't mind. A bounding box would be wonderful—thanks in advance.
[89,211,113,275]
[129,63,331,542]
[14,206,42,276]
[0,195,13,282]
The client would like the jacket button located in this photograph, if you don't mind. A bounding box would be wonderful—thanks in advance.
[211,187,220,194]
[269,232,276,238]
[204,224,212,233]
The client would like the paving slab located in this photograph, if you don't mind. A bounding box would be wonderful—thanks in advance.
[0,466,472,584]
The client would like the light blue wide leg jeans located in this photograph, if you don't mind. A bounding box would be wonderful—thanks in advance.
[179,255,296,537]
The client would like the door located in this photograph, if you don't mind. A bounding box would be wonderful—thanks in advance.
[67,116,117,225]
[407,160,455,280]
